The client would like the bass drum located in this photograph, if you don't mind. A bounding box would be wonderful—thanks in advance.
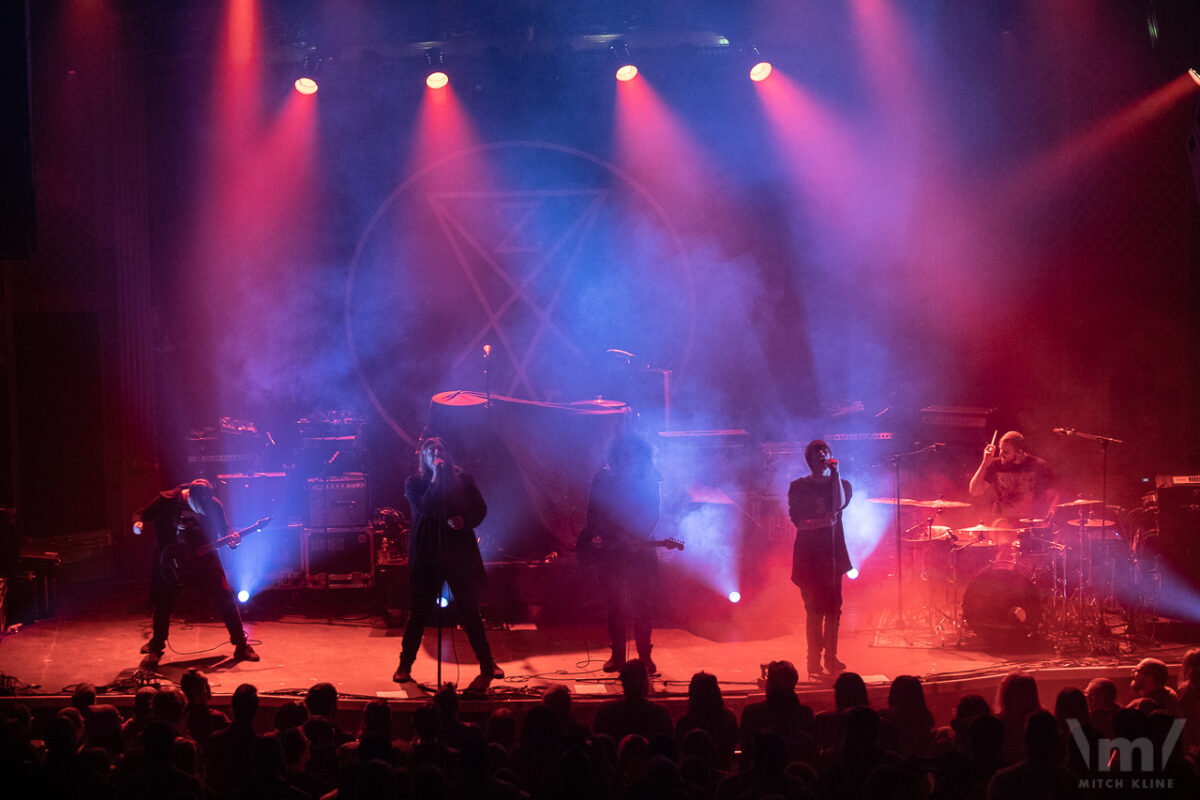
[962,562,1044,647]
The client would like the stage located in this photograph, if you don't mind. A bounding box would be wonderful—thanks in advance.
[2,570,1195,733]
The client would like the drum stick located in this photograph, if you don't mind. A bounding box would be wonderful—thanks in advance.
[989,430,997,450]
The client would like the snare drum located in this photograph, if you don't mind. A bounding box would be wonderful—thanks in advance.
[1016,523,1054,555]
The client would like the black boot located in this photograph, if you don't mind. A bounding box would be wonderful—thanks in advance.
[140,639,165,657]
[805,611,824,676]
[392,653,415,683]
[823,616,845,674]
[233,643,260,662]
[602,647,625,672]
[638,644,657,676]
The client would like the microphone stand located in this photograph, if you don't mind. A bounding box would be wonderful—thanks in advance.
[888,443,941,630]
[483,347,492,409]
[1056,428,1123,626]
[435,474,445,689]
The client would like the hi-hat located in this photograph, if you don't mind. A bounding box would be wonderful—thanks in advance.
[901,526,954,544]
[1057,498,1102,507]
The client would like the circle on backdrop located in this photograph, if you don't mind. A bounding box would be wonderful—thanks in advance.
[346,141,697,445]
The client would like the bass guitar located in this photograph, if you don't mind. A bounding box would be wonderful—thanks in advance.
[575,530,684,567]
[159,516,271,587]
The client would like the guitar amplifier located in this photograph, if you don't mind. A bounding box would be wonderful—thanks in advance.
[1155,484,1200,591]
[307,475,368,528]
[219,473,290,529]
[303,527,375,588]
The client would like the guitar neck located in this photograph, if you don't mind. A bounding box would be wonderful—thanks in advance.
[195,518,269,557]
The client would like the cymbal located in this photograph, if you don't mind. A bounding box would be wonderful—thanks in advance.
[1064,518,1117,528]
[570,397,627,408]
[1057,498,1102,507]
[867,497,970,508]
[958,523,1019,533]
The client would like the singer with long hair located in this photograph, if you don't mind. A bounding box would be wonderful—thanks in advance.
[392,436,504,683]
[788,439,852,678]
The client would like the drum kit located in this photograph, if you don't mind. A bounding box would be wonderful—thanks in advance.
[872,496,1135,649]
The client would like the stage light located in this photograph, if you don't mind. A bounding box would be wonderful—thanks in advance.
[742,43,773,83]
[749,61,773,82]
[295,51,330,95]
[728,591,742,604]
[425,48,448,89]
[846,568,860,580]
[438,594,449,608]
[611,40,638,81]
[237,590,250,603]
[1190,68,1200,86]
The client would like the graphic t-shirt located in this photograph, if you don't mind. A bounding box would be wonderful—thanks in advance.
[983,456,1054,520]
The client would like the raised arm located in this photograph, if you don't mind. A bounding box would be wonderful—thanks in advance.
[969,442,996,497]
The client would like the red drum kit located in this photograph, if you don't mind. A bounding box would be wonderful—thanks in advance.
[874,497,1134,648]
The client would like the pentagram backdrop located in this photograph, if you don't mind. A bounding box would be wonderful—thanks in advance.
[4,1,1199,554]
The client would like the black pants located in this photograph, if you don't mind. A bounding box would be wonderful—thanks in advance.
[599,555,657,657]
[798,572,843,665]
[150,561,246,647]
[399,567,493,668]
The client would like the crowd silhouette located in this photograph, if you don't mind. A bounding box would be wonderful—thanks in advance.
[1,650,1198,799]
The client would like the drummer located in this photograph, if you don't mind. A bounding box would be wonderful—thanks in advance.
[968,431,1059,549]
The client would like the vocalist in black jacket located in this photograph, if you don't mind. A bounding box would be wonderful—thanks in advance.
[393,437,503,683]
[788,440,852,678]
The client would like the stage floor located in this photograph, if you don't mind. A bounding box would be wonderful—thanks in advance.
[2,571,1196,725]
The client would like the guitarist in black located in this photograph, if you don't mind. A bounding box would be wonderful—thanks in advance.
[132,479,259,664]
[581,434,663,675]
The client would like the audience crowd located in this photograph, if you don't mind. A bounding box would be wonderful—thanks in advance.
[1,648,1199,799]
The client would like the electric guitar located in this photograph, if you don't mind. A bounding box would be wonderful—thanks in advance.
[575,529,684,567]
[159,516,271,587]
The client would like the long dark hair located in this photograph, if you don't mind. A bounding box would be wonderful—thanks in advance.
[606,433,655,475]
[417,436,456,481]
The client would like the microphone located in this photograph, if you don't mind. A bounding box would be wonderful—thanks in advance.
[1053,427,1076,436]
[828,458,839,471]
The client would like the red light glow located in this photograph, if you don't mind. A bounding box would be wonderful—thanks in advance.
[615,64,638,82]
[294,77,317,95]
[426,71,449,89]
